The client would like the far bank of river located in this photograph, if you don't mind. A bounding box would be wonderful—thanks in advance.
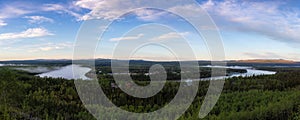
[38,64,91,80]
[198,65,276,81]
[36,65,276,81]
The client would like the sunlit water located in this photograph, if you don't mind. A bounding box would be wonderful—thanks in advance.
[7,63,276,81]
[193,66,276,81]
[37,65,91,80]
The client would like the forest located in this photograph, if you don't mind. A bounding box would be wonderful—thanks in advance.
[0,65,299,119]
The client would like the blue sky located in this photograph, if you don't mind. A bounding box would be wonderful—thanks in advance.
[0,0,300,61]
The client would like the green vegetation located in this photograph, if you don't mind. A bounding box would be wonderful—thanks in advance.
[96,65,246,81]
[0,66,299,119]
[0,68,93,119]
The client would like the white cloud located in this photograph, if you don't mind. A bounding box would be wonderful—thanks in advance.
[0,20,7,26]
[134,9,169,21]
[1,41,73,53]
[242,52,300,60]
[150,32,189,41]
[0,2,82,24]
[27,42,73,52]
[110,34,144,41]
[74,0,300,44]
[74,0,132,20]
[42,4,65,11]
[74,0,175,21]
[42,4,82,19]
[0,28,53,40]
[0,3,34,26]
[198,0,300,43]
[243,52,284,59]
[0,5,32,19]
[168,4,205,19]
[24,16,54,24]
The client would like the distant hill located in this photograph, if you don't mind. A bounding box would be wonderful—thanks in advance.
[235,59,296,64]
[1,58,299,67]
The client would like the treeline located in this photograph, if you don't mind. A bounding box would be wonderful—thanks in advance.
[96,66,246,81]
[0,68,94,119]
[0,67,300,119]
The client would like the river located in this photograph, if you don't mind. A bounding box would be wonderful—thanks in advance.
[37,64,91,80]
[190,66,276,81]
[36,65,275,81]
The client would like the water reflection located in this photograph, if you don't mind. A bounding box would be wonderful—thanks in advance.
[38,65,91,80]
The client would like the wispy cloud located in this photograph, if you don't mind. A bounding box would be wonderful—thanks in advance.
[0,20,7,26]
[0,28,53,40]
[0,4,32,19]
[24,16,54,24]
[134,9,169,21]
[74,0,175,21]
[242,52,300,61]
[27,42,73,52]
[74,0,300,44]
[42,4,82,20]
[110,34,144,41]
[1,41,73,53]
[0,3,34,26]
[198,0,300,43]
[0,2,82,25]
[150,32,189,41]
[243,52,284,59]
[74,0,131,20]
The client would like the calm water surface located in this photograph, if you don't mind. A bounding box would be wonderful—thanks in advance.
[38,65,91,80]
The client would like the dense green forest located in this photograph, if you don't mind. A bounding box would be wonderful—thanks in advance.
[95,65,246,81]
[0,67,299,119]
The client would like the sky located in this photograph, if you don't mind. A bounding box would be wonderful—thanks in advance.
[0,0,300,61]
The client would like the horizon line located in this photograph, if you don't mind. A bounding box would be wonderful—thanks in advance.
[0,58,298,63]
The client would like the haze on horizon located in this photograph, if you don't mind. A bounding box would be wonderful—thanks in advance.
[0,0,300,61]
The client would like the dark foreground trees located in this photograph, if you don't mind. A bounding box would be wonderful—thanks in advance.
[0,68,299,119]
